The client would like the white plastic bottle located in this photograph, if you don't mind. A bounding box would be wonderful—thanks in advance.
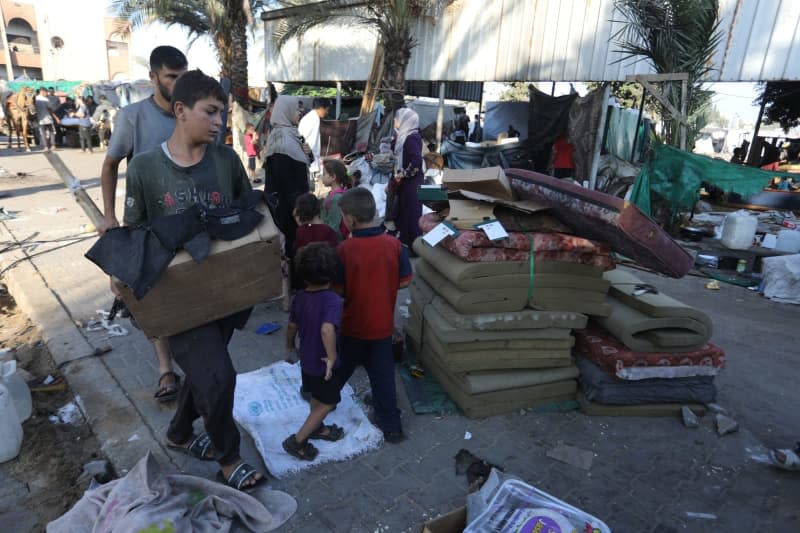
[0,361,32,422]
[721,212,757,250]
[0,383,23,463]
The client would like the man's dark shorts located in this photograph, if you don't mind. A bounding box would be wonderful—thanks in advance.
[248,156,256,171]
[302,370,343,406]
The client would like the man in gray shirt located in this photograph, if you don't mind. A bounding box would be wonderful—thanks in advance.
[34,87,58,152]
[100,45,188,404]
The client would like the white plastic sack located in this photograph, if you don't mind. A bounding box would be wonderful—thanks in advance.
[233,362,383,478]
[761,253,800,305]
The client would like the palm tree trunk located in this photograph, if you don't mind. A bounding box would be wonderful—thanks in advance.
[381,28,413,96]
[230,20,249,107]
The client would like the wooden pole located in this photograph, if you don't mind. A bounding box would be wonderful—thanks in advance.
[630,87,646,162]
[335,81,342,120]
[588,84,611,190]
[435,82,446,152]
[359,41,384,117]
[679,79,688,151]
[43,151,104,228]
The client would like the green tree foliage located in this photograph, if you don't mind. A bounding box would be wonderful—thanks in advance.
[757,81,800,133]
[498,82,530,102]
[612,0,722,148]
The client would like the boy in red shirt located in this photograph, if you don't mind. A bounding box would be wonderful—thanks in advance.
[335,188,412,442]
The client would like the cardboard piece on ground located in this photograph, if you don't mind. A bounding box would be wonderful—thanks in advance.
[443,166,515,201]
[420,507,467,533]
[546,444,594,470]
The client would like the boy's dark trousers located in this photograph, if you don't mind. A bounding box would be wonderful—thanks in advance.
[339,335,402,434]
[78,126,92,151]
[166,309,250,465]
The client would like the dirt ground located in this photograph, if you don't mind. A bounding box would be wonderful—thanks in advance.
[0,283,110,532]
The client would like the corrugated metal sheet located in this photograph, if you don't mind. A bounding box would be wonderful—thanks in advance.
[262,0,800,82]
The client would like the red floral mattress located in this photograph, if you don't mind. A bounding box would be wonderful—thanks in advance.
[419,213,614,268]
[574,325,726,380]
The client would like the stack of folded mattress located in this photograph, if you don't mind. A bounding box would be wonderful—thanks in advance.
[408,233,617,418]
[574,272,725,416]
[412,225,614,317]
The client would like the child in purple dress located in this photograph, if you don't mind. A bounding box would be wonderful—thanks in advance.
[283,242,345,460]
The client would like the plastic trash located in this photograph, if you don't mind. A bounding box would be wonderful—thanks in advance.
[465,474,611,533]
[0,383,23,463]
[775,229,800,253]
[256,322,281,335]
[720,211,757,250]
[0,360,32,422]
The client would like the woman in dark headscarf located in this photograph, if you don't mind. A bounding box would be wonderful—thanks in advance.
[388,108,424,248]
[264,96,311,255]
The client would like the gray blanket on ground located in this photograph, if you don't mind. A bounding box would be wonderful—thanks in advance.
[46,453,297,533]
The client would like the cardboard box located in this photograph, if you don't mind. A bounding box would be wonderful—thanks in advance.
[420,506,467,533]
[446,199,496,229]
[120,203,284,338]
[443,167,515,201]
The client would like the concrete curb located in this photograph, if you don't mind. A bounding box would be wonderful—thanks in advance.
[1,222,172,472]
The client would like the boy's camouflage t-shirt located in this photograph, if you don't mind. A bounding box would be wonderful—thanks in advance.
[123,143,252,225]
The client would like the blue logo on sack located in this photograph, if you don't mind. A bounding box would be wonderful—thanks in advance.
[247,401,263,416]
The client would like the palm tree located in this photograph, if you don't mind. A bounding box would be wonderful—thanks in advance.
[612,0,722,147]
[271,0,454,104]
[111,0,257,106]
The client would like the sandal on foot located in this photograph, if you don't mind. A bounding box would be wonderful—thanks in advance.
[217,462,266,492]
[166,432,217,461]
[282,434,319,461]
[308,423,344,441]
[155,371,180,403]
[770,447,800,471]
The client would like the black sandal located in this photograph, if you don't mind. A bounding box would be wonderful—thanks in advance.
[308,423,344,442]
[166,432,217,461]
[216,462,266,492]
[282,434,319,461]
[154,371,180,403]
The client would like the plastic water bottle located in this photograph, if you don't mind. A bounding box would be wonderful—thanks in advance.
[0,361,32,422]
[0,383,23,463]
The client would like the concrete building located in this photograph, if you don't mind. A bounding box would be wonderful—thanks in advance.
[1,0,130,82]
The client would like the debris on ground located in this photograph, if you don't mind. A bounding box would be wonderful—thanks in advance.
[255,322,281,335]
[454,448,503,489]
[685,512,718,520]
[85,309,129,337]
[546,443,594,470]
[715,414,740,436]
[682,406,700,428]
[76,459,114,485]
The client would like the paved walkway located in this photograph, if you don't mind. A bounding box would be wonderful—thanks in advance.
[1,147,799,532]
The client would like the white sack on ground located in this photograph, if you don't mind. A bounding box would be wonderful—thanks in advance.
[233,362,383,478]
[761,253,800,305]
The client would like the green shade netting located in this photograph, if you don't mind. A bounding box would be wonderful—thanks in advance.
[630,144,796,217]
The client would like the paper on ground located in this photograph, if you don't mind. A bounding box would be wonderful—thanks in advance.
[233,362,384,478]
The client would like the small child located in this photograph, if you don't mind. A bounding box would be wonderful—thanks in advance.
[243,123,259,182]
[320,159,358,240]
[284,243,346,461]
[335,188,412,443]
[293,193,338,254]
